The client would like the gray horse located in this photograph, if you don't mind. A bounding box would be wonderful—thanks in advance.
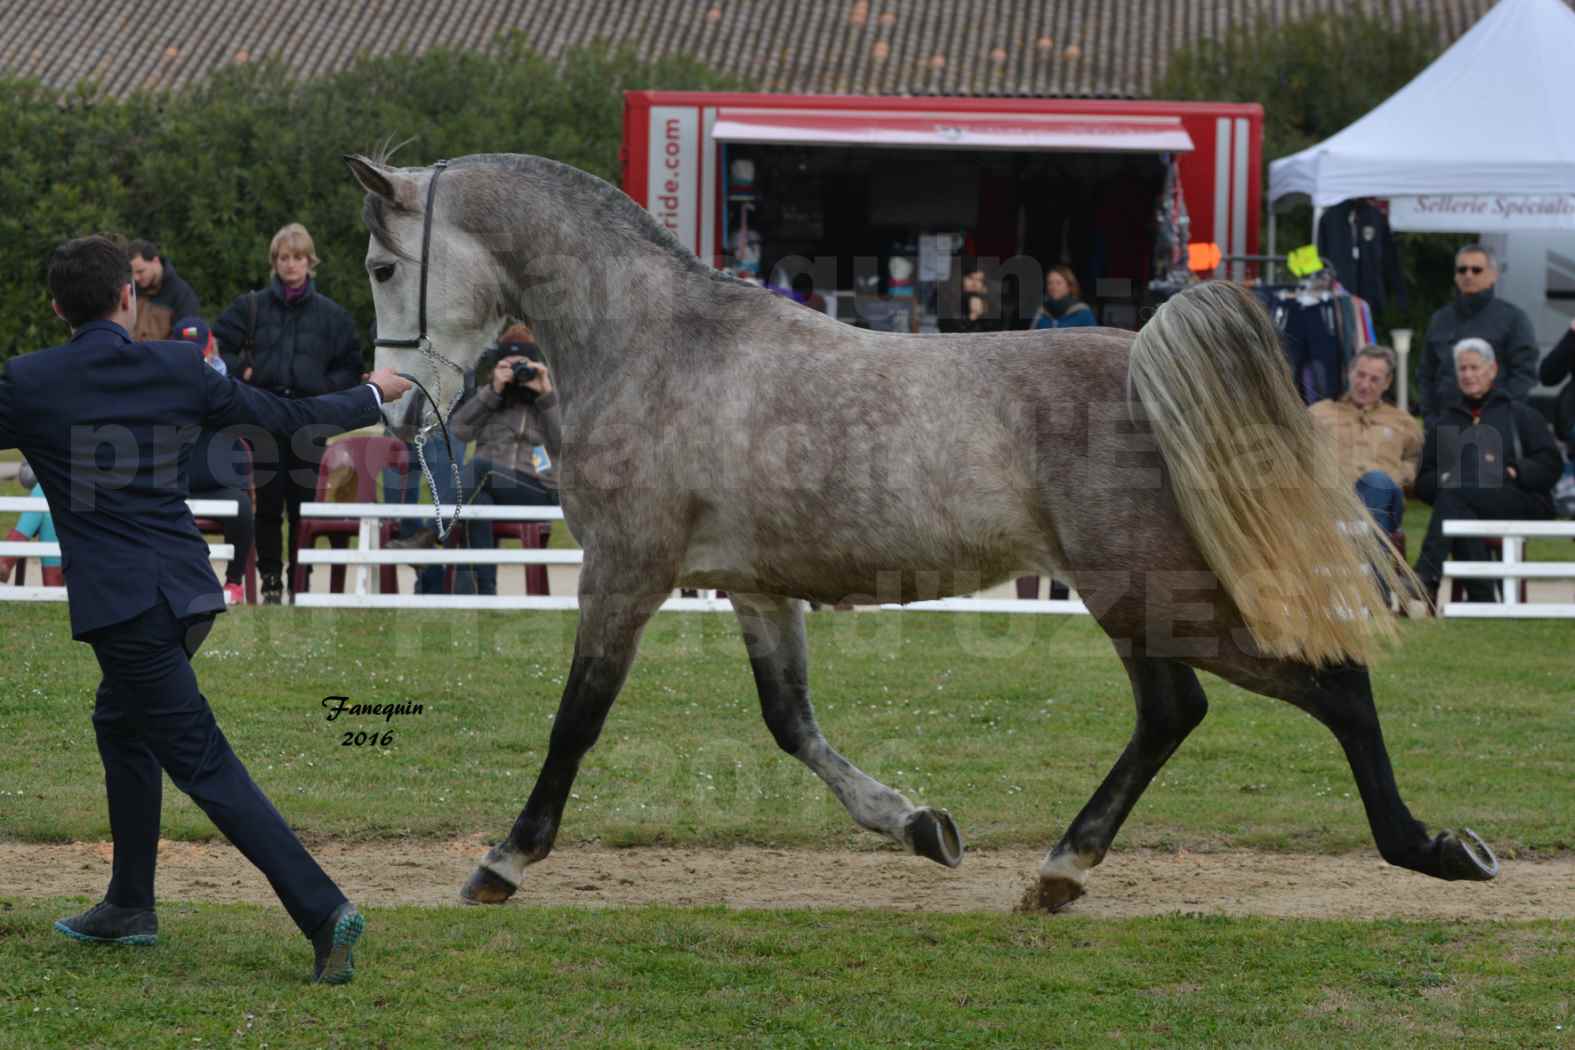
[345,152,1497,911]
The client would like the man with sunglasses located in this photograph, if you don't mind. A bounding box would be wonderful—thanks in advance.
[1418,244,1538,425]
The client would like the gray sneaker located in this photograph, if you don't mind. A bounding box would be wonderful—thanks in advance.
[53,901,158,946]
[310,901,364,985]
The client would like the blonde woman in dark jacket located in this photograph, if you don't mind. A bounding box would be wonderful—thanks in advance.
[213,223,364,603]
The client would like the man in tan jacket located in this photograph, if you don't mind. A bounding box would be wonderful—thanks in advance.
[1309,345,1422,535]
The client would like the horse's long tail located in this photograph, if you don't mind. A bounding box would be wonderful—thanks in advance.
[1127,281,1417,667]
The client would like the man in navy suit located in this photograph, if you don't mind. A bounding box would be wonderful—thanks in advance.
[0,236,411,985]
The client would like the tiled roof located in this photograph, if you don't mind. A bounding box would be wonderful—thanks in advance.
[0,0,1535,99]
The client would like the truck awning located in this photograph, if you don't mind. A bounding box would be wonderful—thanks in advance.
[711,109,1195,153]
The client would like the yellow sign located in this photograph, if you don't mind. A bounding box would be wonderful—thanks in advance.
[1287,244,1323,278]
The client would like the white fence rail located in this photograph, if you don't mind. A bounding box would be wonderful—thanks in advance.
[0,498,239,603]
[1441,519,1575,619]
[295,502,1088,614]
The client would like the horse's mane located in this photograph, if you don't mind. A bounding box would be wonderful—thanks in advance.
[361,149,743,291]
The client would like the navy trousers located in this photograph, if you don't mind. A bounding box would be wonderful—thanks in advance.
[86,600,344,937]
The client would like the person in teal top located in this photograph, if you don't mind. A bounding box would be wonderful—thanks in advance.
[1031,265,1097,329]
[1,461,62,585]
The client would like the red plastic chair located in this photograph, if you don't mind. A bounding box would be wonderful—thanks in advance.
[192,440,259,604]
[291,436,409,599]
[490,520,553,595]
[1013,576,1070,600]
[445,521,554,594]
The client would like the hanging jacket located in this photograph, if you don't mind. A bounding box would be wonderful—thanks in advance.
[1317,200,1406,314]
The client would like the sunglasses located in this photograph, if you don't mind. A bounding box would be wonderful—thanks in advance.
[1456,265,1487,275]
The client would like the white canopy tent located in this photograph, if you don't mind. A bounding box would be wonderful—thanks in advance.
[1269,0,1575,232]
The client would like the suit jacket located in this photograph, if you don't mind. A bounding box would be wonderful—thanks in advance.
[0,320,380,638]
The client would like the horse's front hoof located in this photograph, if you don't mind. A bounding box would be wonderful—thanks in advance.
[1016,875,1086,914]
[907,807,964,868]
[1436,828,1499,881]
[461,864,519,905]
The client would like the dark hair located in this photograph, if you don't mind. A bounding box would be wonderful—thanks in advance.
[48,235,131,327]
[1353,345,1398,377]
[127,239,160,262]
[1455,242,1497,269]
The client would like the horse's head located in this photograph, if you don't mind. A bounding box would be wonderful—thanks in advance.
[344,154,513,427]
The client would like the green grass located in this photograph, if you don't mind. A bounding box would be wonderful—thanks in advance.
[1,605,1570,856]
[1,902,1570,1049]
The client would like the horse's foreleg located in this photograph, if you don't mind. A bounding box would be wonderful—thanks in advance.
[731,592,963,867]
[461,589,668,904]
[1254,661,1498,882]
[1029,656,1208,912]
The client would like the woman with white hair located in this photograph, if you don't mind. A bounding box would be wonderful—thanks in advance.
[1411,336,1564,607]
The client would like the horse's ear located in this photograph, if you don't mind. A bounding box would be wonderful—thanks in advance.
[344,154,416,207]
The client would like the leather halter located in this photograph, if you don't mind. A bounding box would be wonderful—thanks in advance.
[372,158,449,351]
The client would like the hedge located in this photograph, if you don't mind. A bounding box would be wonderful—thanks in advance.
[0,36,742,364]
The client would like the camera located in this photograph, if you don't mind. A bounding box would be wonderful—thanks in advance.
[478,339,544,404]
[508,359,540,403]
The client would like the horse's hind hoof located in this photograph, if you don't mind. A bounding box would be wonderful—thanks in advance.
[461,865,519,905]
[1016,875,1086,914]
[907,807,964,868]
[1437,828,1499,881]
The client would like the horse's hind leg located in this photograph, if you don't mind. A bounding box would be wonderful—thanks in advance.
[731,591,963,867]
[1028,656,1209,912]
[461,588,669,904]
[1208,658,1498,882]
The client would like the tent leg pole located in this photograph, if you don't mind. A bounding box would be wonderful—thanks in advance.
[1266,207,1278,283]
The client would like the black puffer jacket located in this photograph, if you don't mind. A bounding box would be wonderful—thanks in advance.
[1416,387,1563,512]
[213,277,363,398]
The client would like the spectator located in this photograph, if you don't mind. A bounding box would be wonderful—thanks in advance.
[440,325,561,596]
[128,239,202,342]
[1031,265,1095,329]
[939,268,1000,334]
[172,316,255,606]
[1539,317,1575,446]
[1309,346,1422,535]
[213,223,364,604]
[788,272,829,315]
[0,460,62,587]
[1418,244,1539,424]
[1412,338,1563,606]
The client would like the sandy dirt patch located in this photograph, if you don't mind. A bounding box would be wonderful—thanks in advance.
[3,838,1570,920]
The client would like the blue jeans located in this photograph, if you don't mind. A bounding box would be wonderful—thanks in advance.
[462,458,559,596]
[384,437,468,594]
[1355,470,1405,536]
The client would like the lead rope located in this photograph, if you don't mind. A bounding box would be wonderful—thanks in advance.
[397,337,470,542]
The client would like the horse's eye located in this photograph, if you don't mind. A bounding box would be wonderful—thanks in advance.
[372,263,396,284]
